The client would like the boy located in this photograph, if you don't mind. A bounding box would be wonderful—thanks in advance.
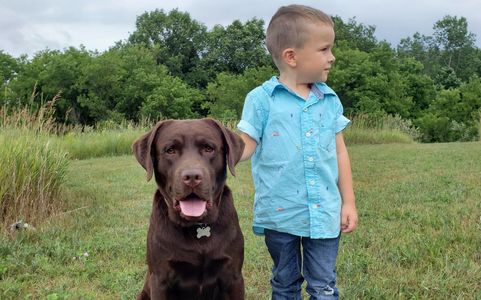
[237,4,358,299]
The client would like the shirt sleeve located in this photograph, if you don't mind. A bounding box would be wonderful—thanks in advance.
[334,95,351,133]
[237,90,265,144]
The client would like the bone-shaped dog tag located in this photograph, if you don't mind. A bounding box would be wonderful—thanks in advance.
[197,226,211,238]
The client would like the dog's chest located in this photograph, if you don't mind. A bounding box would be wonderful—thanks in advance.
[168,251,231,294]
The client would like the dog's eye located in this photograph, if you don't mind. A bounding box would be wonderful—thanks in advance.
[203,145,214,153]
[165,147,176,155]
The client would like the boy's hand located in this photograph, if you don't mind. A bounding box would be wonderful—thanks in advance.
[341,203,358,233]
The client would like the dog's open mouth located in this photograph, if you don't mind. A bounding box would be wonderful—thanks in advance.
[175,193,208,217]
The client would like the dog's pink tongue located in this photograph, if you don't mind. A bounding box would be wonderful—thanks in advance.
[179,200,206,217]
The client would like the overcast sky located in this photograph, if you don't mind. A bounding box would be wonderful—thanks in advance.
[1,0,481,58]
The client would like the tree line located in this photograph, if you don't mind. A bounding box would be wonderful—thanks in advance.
[1,9,481,142]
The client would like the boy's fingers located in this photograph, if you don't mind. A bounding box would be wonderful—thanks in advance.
[341,215,358,233]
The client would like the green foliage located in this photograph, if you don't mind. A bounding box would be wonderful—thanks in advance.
[1,9,480,142]
[432,16,479,81]
[199,19,271,80]
[333,16,377,52]
[140,75,203,120]
[0,51,19,86]
[206,66,276,120]
[416,76,481,142]
[330,43,418,119]
[128,9,207,84]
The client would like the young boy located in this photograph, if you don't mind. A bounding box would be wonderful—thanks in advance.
[237,4,358,299]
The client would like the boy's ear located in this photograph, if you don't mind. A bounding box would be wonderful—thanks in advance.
[281,48,297,67]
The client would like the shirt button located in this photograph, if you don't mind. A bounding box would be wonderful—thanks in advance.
[312,204,318,209]
[303,108,308,112]
[308,156,314,162]
[306,131,311,137]
[309,180,315,186]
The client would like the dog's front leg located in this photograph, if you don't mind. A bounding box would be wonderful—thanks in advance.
[150,274,169,300]
[227,276,245,300]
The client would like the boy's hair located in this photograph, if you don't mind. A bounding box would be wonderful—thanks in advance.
[266,4,333,67]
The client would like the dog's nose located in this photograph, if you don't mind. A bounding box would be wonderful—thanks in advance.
[181,169,203,187]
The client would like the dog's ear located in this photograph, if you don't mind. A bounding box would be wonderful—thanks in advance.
[132,121,170,181]
[205,119,245,176]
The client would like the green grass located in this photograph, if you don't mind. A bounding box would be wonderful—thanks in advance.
[1,142,480,299]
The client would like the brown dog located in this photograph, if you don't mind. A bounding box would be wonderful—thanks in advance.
[133,119,245,300]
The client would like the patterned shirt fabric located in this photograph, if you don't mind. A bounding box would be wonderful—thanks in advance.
[237,76,350,238]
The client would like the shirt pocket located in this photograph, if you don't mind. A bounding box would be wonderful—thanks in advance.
[318,116,336,152]
[259,112,297,161]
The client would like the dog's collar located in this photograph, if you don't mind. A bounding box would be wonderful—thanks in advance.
[195,224,211,239]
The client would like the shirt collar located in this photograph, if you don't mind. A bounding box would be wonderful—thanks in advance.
[262,76,336,99]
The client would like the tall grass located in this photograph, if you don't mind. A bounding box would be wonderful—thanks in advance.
[344,114,420,144]
[478,111,481,141]
[54,126,146,160]
[0,102,69,231]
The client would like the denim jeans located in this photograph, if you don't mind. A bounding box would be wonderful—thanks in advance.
[264,229,340,300]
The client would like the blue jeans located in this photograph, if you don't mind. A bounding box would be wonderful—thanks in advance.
[264,229,340,300]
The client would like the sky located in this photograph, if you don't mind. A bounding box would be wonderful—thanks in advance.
[1,0,481,58]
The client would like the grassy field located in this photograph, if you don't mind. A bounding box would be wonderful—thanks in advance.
[1,141,480,299]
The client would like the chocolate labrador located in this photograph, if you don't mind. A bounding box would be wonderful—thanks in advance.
[133,119,245,300]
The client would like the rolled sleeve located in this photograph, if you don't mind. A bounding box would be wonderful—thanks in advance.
[237,120,260,143]
[336,115,350,133]
[237,90,265,144]
[334,96,350,133]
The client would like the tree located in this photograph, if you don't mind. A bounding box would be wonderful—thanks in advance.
[397,57,436,117]
[76,49,125,124]
[139,75,203,120]
[198,19,271,80]
[416,76,481,142]
[397,32,441,77]
[432,16,478,81]
[333,16,377,52]
[128,9,207,85]
[8,47,92,123]
[0,51,21,105]
[206,66,275,120]
[0,51,19,85]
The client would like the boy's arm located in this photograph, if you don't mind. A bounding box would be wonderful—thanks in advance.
[336,132,358,233]
[239,133,257,161]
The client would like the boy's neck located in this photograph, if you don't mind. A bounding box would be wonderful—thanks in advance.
[278,74,312,100]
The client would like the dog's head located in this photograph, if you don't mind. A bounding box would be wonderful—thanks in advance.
[132,119,244,226]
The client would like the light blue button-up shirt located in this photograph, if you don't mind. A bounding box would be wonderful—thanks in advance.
[237,76,350,238]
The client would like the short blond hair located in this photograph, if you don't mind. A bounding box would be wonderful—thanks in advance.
[266,5,334,66]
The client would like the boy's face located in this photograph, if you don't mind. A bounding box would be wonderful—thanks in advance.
[294,22,335,83]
